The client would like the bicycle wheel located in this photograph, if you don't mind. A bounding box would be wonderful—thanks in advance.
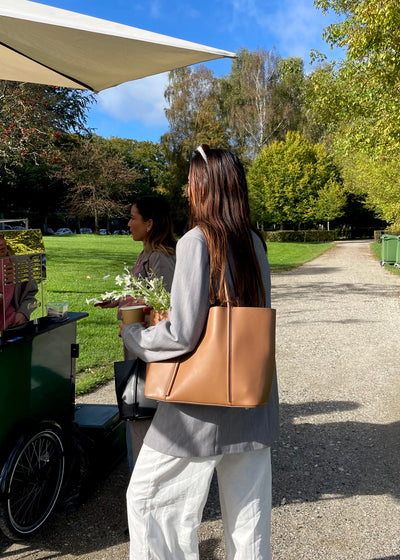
[0,426,65,539]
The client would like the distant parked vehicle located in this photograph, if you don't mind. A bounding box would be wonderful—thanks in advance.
[54,228,74,235]
[112,229,128,235]
[11,225,26,230]
[99,229,110,235]
[79,228,93,234]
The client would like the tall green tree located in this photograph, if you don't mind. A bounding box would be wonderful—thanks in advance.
[163,66,228,152]
[248,131,344,228]
[0,81,94,220]
[220,49,306,167]
[0,81,93,171]
[53,135,139,232]
[161,66,228,230]
[314,178,346,229]
[340,152,400,228]
[316,0,400,95]
[275,57,306,138]
[220,48,280,166]
[311,0,400,228]
[98,137,171,196]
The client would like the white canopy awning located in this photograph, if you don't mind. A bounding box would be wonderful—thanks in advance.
[0,0,235,92]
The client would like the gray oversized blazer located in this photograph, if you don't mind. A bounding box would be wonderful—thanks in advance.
[124,249,175,361]
[122,227,279,457]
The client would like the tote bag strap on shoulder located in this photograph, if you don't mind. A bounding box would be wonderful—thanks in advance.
[145,278,276,407]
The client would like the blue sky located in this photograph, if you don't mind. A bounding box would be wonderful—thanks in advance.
[38,0,342,143]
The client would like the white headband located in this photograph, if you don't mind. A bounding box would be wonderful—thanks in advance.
[196,145,208,163]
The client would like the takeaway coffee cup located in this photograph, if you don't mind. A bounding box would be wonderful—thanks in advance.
[120,305,146,325]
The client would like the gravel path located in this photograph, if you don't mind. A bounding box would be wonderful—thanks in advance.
[268,240,399,560]
[2,240,399,560]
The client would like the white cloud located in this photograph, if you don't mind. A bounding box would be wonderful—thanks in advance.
[150,0,162,18]
[267,1,332,59]
[226,0,259,33]
[97,72,169,127]
[226,0,338,60]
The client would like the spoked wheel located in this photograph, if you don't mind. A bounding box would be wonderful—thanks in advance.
[0,426,65,540]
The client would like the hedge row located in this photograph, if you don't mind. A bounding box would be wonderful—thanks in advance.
[260,230,335,243]
[374,230,400,242]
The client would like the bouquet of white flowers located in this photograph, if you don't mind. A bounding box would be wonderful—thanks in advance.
[87,268,170,311]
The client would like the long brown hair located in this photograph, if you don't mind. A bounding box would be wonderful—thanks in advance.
[188,145,266,306]
[134,196,176,256]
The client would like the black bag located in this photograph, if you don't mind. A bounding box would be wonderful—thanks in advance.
[114,359,158,420]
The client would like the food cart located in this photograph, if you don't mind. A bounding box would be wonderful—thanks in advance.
[0,0,235,542]
[0,227,125,540]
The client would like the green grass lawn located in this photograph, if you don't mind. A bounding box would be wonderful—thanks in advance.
[267,241,335,272]
[44,234,142,393]
[44,235,335,394]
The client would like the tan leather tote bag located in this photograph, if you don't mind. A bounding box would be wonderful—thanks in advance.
[145,302,276,407]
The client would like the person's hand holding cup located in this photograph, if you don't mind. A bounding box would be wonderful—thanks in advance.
[119,304,146,325]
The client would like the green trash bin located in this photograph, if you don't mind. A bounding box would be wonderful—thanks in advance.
[381,234,398,265]
[395,236,400,268]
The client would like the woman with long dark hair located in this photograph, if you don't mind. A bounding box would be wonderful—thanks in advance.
[100,195,176,470]
[121,146,279,559]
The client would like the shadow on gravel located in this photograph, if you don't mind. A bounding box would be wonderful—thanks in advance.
[272,400,400,506]
[1,400,398,558]
[372,554,400,560]
[0,458,225,558]
[199,538,224,560]
[370,557,400,560]
[274,266,341,276]
[273,281,399,300]
[0,459,130,558]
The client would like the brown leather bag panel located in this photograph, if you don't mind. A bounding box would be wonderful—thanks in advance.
[145,306,276,407]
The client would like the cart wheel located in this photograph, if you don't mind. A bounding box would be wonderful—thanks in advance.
[0,426,65,540]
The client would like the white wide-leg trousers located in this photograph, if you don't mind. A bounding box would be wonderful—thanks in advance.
[127,444,272,560]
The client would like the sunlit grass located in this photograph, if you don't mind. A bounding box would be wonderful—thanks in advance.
[44,234,141,393]
[267,241,335,272]
[370,241,400,275]
[44,235,335,394]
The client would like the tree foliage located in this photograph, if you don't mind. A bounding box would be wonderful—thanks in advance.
[220,49,306,166]
[4,29,397,232]
[248,131,344,228]
[53,135,140,232]
[311,0,400,228]
[317,0,400,93]
[0,81,94,225]
[340,152,400,228]
[163,66,228,153]
[97,136,171,196]
[161,65,229,229]
[314,178,346,229]
[275,57,306,138]
[161,51,308,229]
[0,81,93,171]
